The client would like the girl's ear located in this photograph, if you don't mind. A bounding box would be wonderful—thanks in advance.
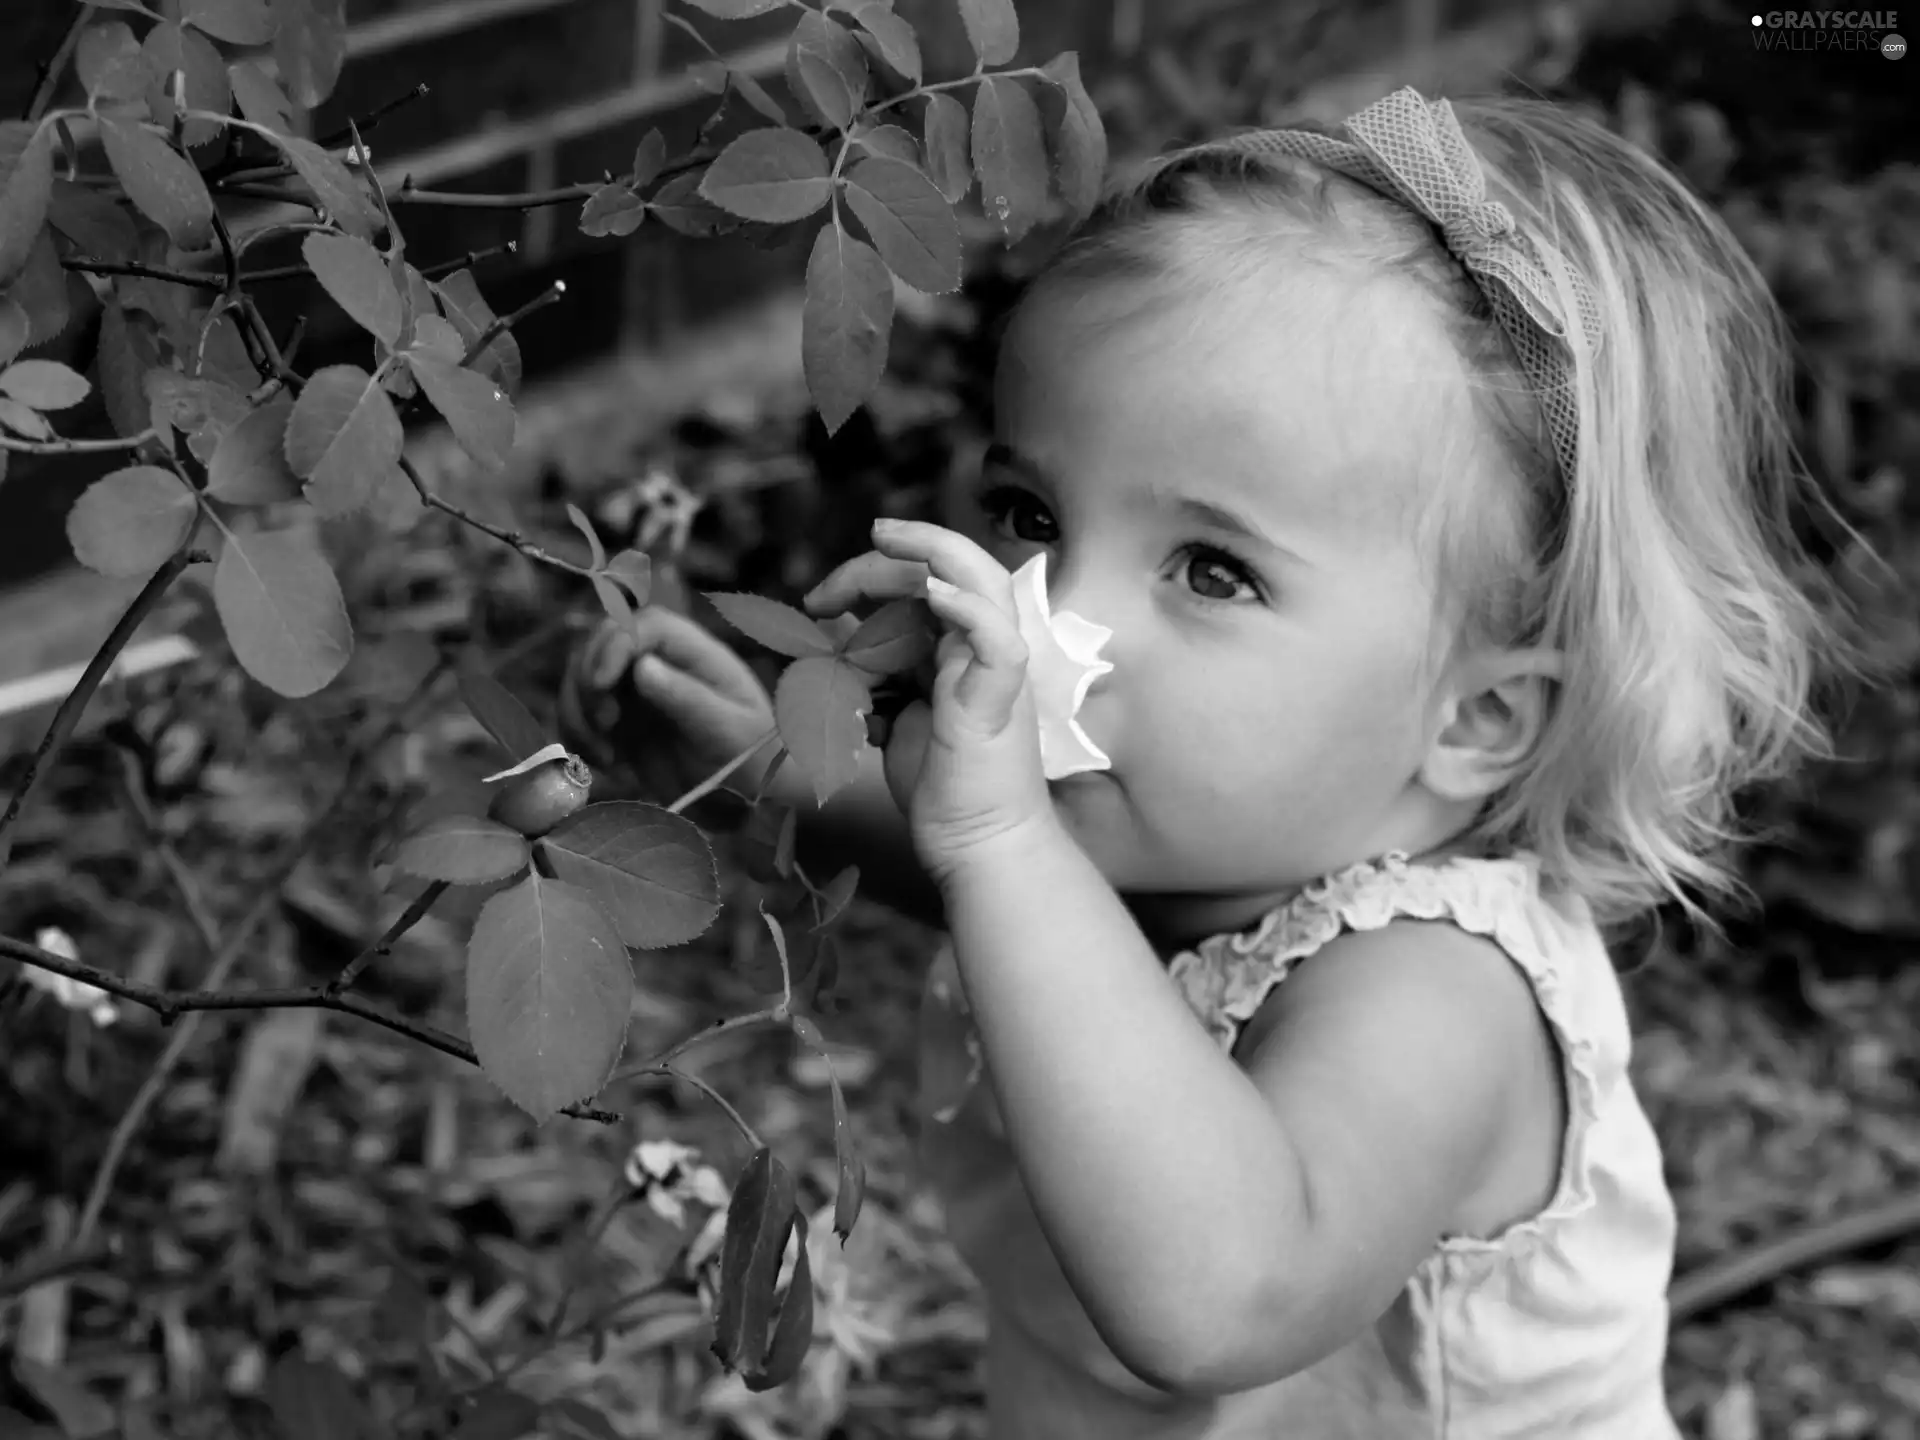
[1419,647,1563,803]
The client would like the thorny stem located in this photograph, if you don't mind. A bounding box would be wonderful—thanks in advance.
[0,546,207,869]
[0,429,159,455]
[62,241,519,292]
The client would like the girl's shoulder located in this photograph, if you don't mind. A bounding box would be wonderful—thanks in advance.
[1168,848,1622,1059]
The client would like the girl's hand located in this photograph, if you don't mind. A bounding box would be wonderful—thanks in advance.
[560,606,784,799]
[805,519,1057,883]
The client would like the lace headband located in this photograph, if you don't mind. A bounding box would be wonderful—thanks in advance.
[1216,88,1602,485]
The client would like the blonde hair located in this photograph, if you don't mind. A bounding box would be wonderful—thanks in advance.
[1024,93,1878,935]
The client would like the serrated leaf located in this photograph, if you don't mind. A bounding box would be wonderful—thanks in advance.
[851,122,919,166]
[632,129,668,190]
[264,1355,373,1440]
[184,0,275,45]
[839,597,934,676]
[922,93,971,206]
[99,116,214,249]
[541,801,720,949]
[971,75,1049,240]
[712,1148,797,1374]
[459,668,551,762]
[647,170,735,237]
[434,269,522,392]
[146,369,249,457]
[774,656,872,806]
[408,355,515,470]
[0,397,49,439]
[1038,52,1106,222]
[446,1391,543,1440]
[843,156,961,294]
[0,300,26,369]
[821,1041,865,1238]
[466,874,633,1120]
[284,364,403,516]
[303,232,404,346]
[705,593,836,659]
[700,129,833,224]
[95,300,158,437]
[680,0,787,15]
[810,862,860,932]
[8,229,69,346]
[75,22,146,104]
[728,67,791,127]
[481,741,571,784]
[274,0,347,108]
[274,134,381,238]
[802,224,892,436]
[0,359,90,411]
[66,466,197,577]
[565,503,606,568]
[0,124,53,286]
[213,524,353,698]
[957,0,1019,64]
[142,21,230,150]
[144,21,231,146]
[205,395,300,502]
[590,575,633,629]
[580,182,647,238]
[397,814,531,885]
[745,1206,813,1390]
[605,549,651,608]
[786,12,867,131]
[48,179,138,260]
[409,312,463,364]
[841,1,921,83]
[230,58,297,136]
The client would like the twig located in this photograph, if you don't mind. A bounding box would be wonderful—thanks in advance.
[326,880,449,996]
[609,1007,785,1088]
[59,258,223,290]
[663,730,778,816]
[0,429,161,455]
[0,547,206,869]
[462,280,567,367]
[26,5,92,123]
[394,179,601,210]
[651,1063,761,1150]
[396,455,593,580]
[419,242,518,280]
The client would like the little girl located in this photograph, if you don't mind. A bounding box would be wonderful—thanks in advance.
[568,88,1862,1437]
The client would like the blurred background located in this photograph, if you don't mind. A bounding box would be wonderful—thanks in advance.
[2,1,1917,1438]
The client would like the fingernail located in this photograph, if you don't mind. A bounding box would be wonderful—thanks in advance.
[873,517,900,532]
[926,576,960,599]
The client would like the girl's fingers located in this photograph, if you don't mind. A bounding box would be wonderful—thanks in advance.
[803,551,931,617]
[924,577,1028,720]
[628,607,763,701]
[870,520,1015,609]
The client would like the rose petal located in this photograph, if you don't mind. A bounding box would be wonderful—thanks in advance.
[1008,554,1113,779]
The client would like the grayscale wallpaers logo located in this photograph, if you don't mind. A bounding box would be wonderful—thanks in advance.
[1750,10,1906,53]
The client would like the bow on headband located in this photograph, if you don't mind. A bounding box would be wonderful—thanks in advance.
[1218,88,1602,485]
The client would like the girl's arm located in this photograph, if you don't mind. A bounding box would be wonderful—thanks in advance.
[939,819,1544,1396]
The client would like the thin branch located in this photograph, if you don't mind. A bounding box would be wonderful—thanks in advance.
[26,6,92,123]
[651,1063,762,1150]
[609,1006,785,1088]
[664,730,777,817]
[394,179,601,210]
[0,546,206,868]
[419,241,518,279]
[463,279,566,366]
[397,455,593,580]
[325,880,448,996]
[0,428,160,455]
[63,240,520,292]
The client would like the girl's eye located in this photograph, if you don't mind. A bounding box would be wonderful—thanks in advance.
[978,485,1057,544]
[1180,547,1260,603]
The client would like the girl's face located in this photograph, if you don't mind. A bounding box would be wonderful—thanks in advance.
[971,262,1482,945]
